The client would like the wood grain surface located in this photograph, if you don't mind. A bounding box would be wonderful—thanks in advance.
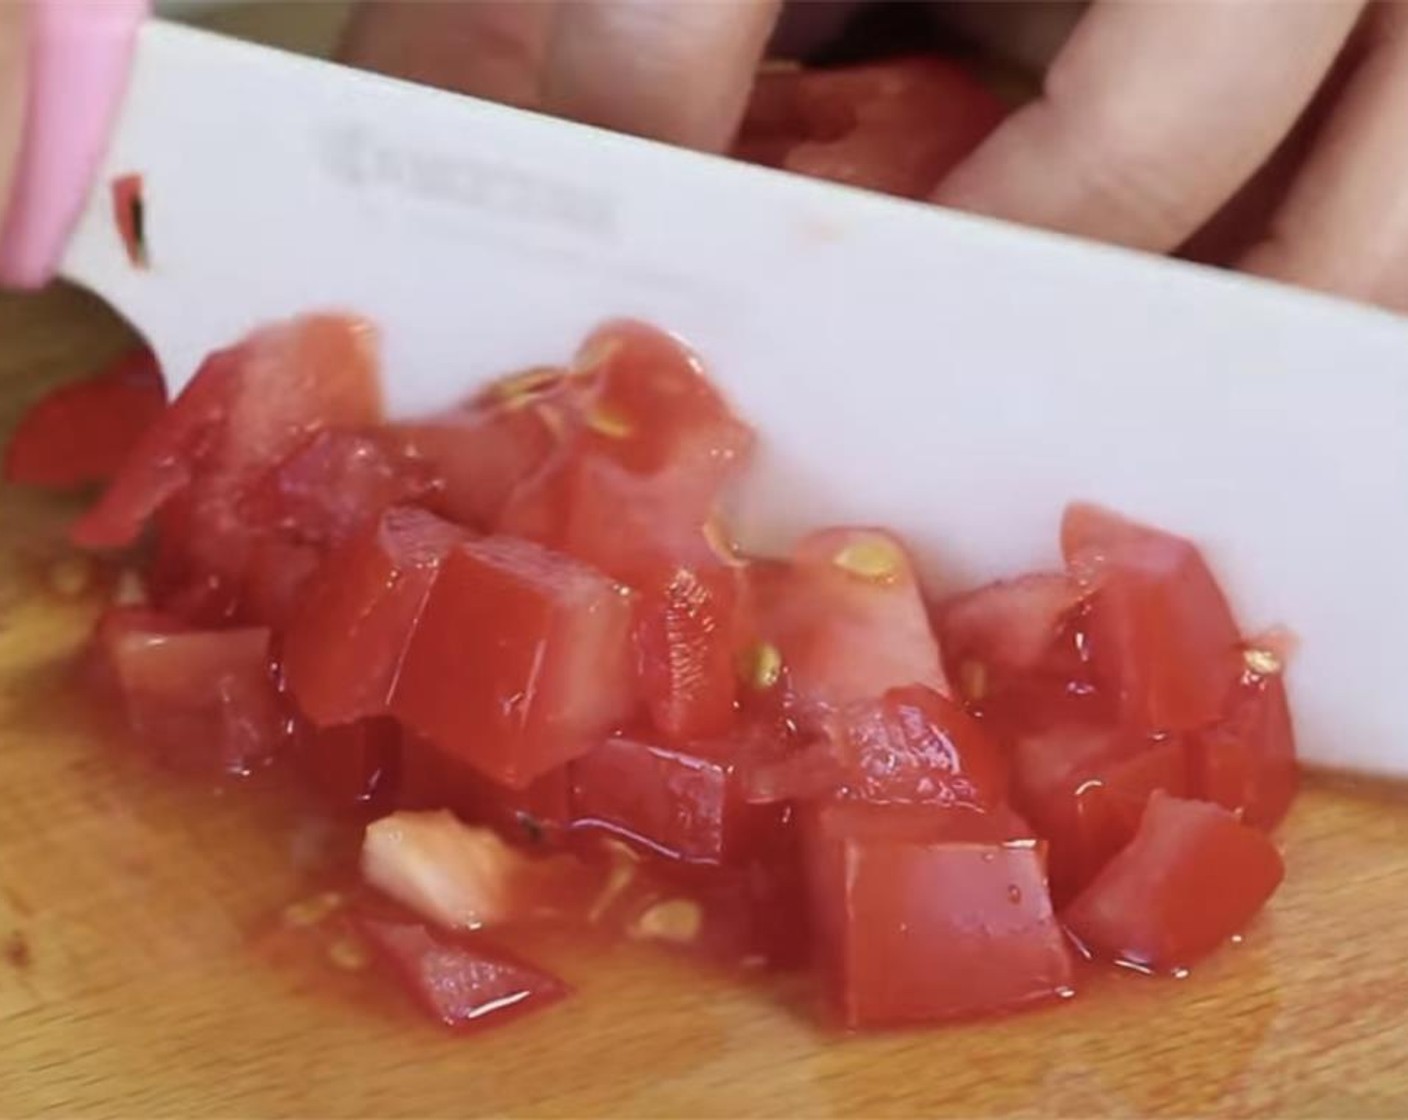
[1,285,1408,1119]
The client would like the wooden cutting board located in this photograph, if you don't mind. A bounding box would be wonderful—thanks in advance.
[2,285,1408,1119]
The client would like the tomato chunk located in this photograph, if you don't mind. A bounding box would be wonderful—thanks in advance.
[805,800,1075,1027]
[4,347,166,489]
[569,733,778,864]
[291,717,401,812]
[827,685,1008,807]
[282,507,469,727]
[633,563,745,745]
[1012,725,1190,902]
[1062,503,1243,734]
[734,57,1007,200]
[498,321,752,582]
[390,535,635,789]
[99,611,286,776]
[355,915,567,1030]
[1190,664,1298,830]
[1061,792,1284,971]
[390,369,566,529]
[755,528,948,719]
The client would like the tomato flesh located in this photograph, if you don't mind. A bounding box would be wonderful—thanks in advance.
[290,717,401,812]
[1061,792,1284,971]
[1190,668,1298,830]
[282,507,469,727]
[99,611,287,776]
[1062,503,1244,734]
[4,347,166,489]
[805,800,1075,1027]
[355,915,568,1030]
[390,535,635,789]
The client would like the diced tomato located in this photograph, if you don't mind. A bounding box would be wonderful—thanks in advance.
[498,322,752,582]
[826,684,1008,808]
[282,507,469,727]
[753,528,948,720]
[390,535,635,789]
[733,57,1007,200]
[1061,792,1284,971]
[4,347,166,489]
[1190,664,1298,831]
[241,429,440,550]
[239,539,324,630]
[1012,725,1190,902]
[291,717,401,812]
[355,915,568,1030]
[99,611,288,776]
[397,736,574,845]
[805,800,1075,1027]
[1062,504,1244,734]
[74,314,381,552]
[633,563,746,745]
[569,733,780,864]
[390,370,568,530]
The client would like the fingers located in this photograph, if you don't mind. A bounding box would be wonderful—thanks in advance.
[1239,2,1408,310]
[0,0,26,218]
[339,1,554,110]
[540,0,781,150]
[932,0,1364,253]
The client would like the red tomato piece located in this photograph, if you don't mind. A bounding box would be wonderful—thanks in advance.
[100,612,288,776]
[827,685,1008,808]
[1190,665,1298,831]
[282,506,470,727]
[498,321,752,582]
[397,735,574,845]
[111,173,148,268]
[355,915,568,1030]
[4,347,166,490]
[633,563,745,745]
[733,57,1007,200]
[805,800,1075,1027]
[390,535,635,789]
[1012,724,1190,902]
[1062,503,1244,734]
[754,528,948,720]
[241,429,440,550]
[569,733,779,864]
[290,717,401,812]
[390,370,567,530]
[1061,792,1284,971]
[238,539,324,630]
[73,312,382,590]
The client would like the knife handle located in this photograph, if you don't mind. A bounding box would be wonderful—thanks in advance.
[0,0,146,288]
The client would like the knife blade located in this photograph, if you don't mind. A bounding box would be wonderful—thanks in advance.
[57,19,1408,780]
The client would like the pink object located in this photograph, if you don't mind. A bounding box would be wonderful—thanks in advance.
[0,0,147,288]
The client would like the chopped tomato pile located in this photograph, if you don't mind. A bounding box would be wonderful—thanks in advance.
[7,307,1298,1036]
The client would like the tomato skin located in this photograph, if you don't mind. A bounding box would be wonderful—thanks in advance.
[827,685,1008,808]
[805,800,1075,1027]
[734,57,1007,200]
[355,915,568,1030]
[633,563,745,745]
[282,506,470,727]
[1012,725,1190,902]
[755,528,948,721]
[99,611,288,776]
[4,347,167,489]
[1190,669,1298,831]
[1061,792,1284,971]
[1062,503,1244,734]
[390,535,636,790]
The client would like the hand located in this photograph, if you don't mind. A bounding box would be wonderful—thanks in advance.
[341,0,1408,315]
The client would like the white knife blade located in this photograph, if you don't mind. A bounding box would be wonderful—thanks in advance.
[58,20,1408,780]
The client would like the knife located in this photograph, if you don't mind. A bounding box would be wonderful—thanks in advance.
[6,16,1408,781]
